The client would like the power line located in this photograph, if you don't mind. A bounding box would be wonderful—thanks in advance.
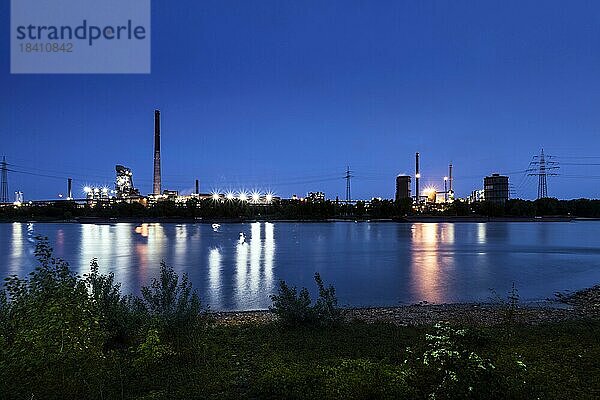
[345,166,352,202]
[527,148,559,199]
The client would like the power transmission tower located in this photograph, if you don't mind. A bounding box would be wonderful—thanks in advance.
[1,156,8,203]
[527,149,559,199]
[345,166,352,202]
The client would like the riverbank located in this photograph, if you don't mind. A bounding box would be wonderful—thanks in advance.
[212,298,594,327]
[212,283,600,327]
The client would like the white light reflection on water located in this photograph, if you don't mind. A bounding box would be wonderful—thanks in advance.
[249,222,261,294]
[264,222,275,293]
[231,222,276,309]
[208,247,222,309]
[80,224,112,275]
[9,223,24,276]
[235,236,249,308]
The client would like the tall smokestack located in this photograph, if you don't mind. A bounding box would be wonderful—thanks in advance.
[67,178,72,200]
[415,152,420,203]
[153,110,161,195]
[195,179,199,195]
[448,163,453,192]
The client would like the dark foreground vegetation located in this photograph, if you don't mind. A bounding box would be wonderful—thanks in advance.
[1,239,599,399]
[3,196,600,221]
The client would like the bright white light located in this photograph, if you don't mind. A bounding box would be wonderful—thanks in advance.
[212,192,220,201]
[444,176,448,181]
[93,187,100,193]
[265,193,273,203]
[251,192,260,202]
[238,192,248,201]
[101,187,109,194]
[83,186,92,194]
[415,173,421,178]
[226,192,234,200]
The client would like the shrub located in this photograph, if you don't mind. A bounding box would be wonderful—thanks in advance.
[269,272,341,328]
[418,323,511,399]
[313,272,342,325]
[1,237,109,397]
[490,282,520,324]
[269,279,314,327]
[140,261,208,349]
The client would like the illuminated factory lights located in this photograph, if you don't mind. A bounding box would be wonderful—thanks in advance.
[209,189,276,204]
[83,185,111,201]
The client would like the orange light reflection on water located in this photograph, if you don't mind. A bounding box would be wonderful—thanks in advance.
[410,223,455,303]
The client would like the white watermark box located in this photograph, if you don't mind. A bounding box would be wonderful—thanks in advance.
[11,0,151,74]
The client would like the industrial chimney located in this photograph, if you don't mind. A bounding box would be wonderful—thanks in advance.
[415,152,420,203]
[153,110,161,195]
[195,179,199,195]
[448,163,453,192]
[67,178,72,200]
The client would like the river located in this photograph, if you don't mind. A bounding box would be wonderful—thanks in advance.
[1,221,599,311]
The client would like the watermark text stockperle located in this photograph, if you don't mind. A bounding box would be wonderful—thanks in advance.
[11,0,151,74]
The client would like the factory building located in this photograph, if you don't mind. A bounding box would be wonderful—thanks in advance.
[115,165,140,198]
[395,175,411,201]
[306,191,325,202]
[484,174,509,204]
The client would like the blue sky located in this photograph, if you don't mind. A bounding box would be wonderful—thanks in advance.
[2,0,600,200]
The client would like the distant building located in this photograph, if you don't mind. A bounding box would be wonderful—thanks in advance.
[162,190,179,200]
[468,189,485,203]
[484,174,509,204]
[115,165,140,198]
[395,175,411,201]
[306,191,325,202]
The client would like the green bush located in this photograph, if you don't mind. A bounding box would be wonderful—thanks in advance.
[416,323,518,399]
[0,237,209,399]
[140,261,208,350]
[270,272,341,327]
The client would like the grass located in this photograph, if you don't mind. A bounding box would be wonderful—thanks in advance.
[79,318,597,399]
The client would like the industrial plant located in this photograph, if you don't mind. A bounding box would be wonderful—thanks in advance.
[0,110,560,212]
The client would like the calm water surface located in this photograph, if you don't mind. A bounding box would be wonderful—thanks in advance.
[1,221,599,311]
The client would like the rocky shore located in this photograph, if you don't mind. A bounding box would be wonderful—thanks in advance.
[211,288,600,327]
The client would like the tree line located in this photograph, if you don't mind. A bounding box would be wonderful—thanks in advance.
[1,197,600,221]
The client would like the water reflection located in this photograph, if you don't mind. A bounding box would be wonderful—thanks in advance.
[174,225,188,266]
[80,224,112,275]
[235,238,249,307]
[476,223,486,244]
[264,222,275,292]
[231,222,276,309]
[410,223,456,303]
[208,247,222,309]
[9,223,24,275]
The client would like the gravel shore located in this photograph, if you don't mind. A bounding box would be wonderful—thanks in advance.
[211,291,600,327]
